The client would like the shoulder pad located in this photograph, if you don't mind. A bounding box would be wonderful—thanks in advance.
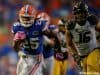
[13,22,21,27]
[35,19,47,26]
[12,22,21,34]
[87,14,98,25]
[67,21,76,30]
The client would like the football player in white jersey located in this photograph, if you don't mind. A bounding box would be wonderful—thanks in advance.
[66,2,100,75]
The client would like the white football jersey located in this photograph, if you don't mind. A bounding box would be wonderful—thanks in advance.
[96,31,100,47]
[70,21,97,56]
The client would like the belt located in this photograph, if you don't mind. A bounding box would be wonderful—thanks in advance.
[54,52,68,61]
[21,54,42,59]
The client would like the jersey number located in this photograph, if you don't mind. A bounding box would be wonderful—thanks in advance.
[24,38,39,50]
[79,31,91,43]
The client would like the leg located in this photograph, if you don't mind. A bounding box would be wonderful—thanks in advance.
[43,56,54,75]
[17,57,29,75]
[62,60,69,75]
[87,48,100,75]
[81,57,87,74]
[17,54,43,75]
[28,54,43,75]
[52,58,61,75]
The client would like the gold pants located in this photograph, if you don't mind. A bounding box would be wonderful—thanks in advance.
[52,58,68,75]
[81,48,100,75]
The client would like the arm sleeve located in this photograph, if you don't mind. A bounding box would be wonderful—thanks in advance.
[67,21,76,30]
[87,14,98,26]
[42,20,49,31]
[11,25,16,34]
[11,22,20,34]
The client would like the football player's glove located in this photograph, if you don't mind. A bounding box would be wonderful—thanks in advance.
[13,31,26,52]
[13,31,26,41]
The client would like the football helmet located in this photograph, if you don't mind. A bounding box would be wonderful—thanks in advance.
[73,2,88,23]
[73,2,88,15]
[37,12,50,26]
[19,5,37,27]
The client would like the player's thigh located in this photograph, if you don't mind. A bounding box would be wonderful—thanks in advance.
[28,55,43,75]
[52,58,61,75]
[17,57,22,75]
[43,56,54,75]
[44,56,54,69]
[87,48,100,72]
[17,55,43,75]
[63,59,69,75]
[17,57,29,75]
[81,57,87,72]
[35,63,43,75]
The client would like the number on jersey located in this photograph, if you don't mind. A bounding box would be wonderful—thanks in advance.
[24,37,39,50]
[79,31,91,43]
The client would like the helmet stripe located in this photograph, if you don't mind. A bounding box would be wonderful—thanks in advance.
[25,5,29,15]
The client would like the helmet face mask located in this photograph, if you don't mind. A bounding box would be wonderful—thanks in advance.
[73,2,88,24]
[19,5,37,28]
[75,12,87,22]
[19,16,35,27]
[75,12,87,26]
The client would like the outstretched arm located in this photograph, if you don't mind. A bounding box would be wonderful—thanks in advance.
[65,29,78,55]
[66,29,82,70]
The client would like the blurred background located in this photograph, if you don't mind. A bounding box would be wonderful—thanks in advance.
[0,0,100,75]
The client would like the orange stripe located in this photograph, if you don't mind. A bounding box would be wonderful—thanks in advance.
[29,54,42,75]
[31,63,40,75]
[29,63,40,75]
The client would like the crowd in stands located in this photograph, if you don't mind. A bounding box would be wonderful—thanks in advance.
[0,0,99,75]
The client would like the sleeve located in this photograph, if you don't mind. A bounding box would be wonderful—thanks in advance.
[67,21,76,30]
[42,20,49,31]
[11,22,20,34]
[43,35,52,45]
[87,14,98,26]
[11,25,16,34]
